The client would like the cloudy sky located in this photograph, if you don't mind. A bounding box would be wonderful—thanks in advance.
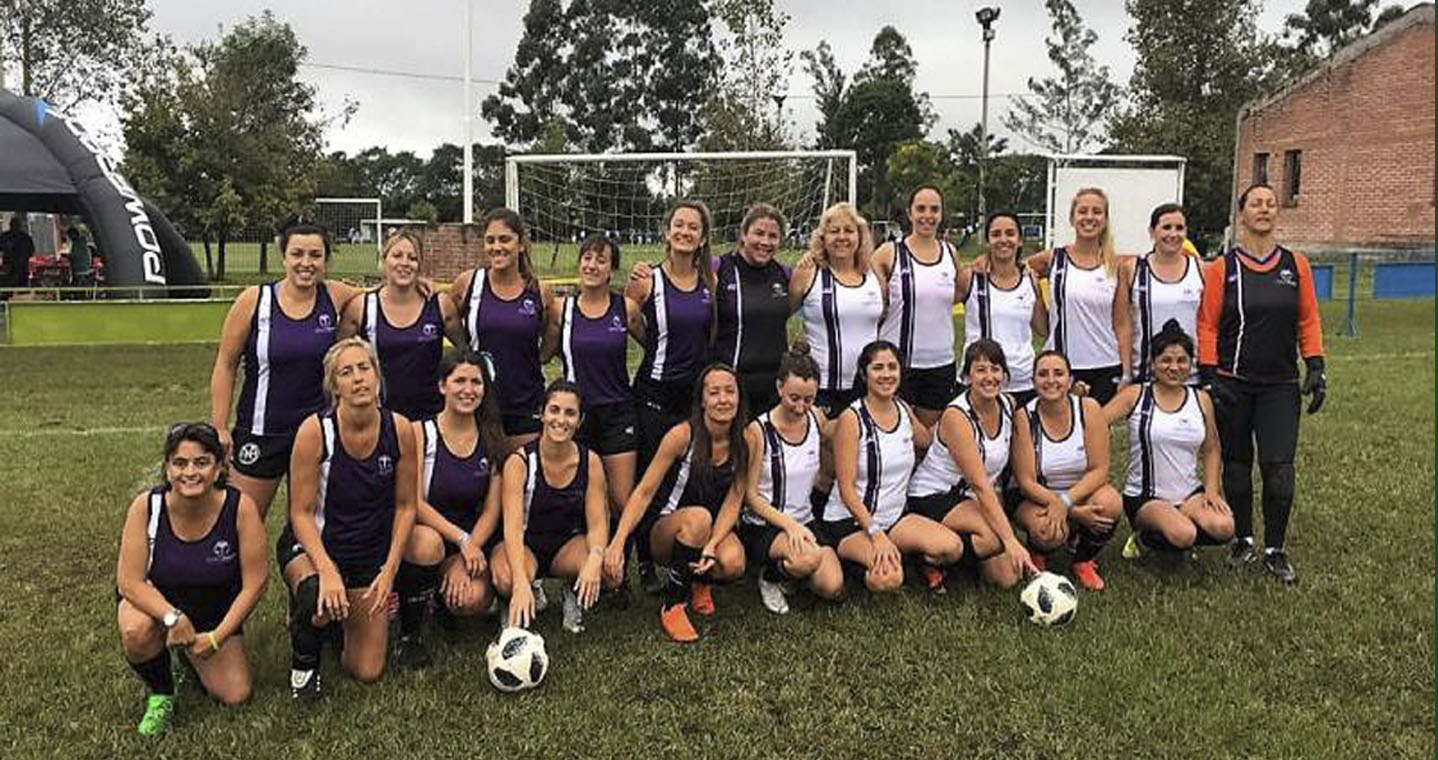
[139,0,1308,157]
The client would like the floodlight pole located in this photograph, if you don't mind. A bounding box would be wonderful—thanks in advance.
[462,0,474,224]
[976,7,1000,228]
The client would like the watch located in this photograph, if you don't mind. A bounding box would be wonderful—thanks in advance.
[162,608,184,629]
[865,522,883,538]
[1059,492,1074,510]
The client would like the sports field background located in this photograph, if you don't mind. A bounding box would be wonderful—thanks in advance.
[0,300,1431,758]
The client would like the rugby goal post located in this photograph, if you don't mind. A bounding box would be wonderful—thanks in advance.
[1045,155,1186,255]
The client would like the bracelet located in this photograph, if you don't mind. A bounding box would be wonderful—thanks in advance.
[206,632,219,652]
[588,545,604,556]
[458,531,472,547]
[1059,492,1074,510]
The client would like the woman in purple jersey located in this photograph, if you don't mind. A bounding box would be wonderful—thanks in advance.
[115,423,267,735]
[210,223,362,518]
[450,209,558,452]
[389,349,508,668]
[340,231,464,419]
[544,233,643,534]
[280,338,418,697]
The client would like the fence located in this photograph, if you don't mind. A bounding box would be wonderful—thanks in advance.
[1306,252,1435,336]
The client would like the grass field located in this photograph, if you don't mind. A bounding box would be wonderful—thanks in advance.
[0,300,1432,758]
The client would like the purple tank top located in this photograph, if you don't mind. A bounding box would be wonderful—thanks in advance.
[145,485,243,596]
[313,409,401,568]
[360,291,445,419]
[559,292,632,406]
[464,270,544,420]
[520,440,590,547]
[236,282,338,437]
[420,417,493,530]
[636,266,713,383]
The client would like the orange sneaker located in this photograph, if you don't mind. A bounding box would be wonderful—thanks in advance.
[690,582,715,616]
[1072,560,1105,591]
[660,603,699,643]
[922,565,946,594]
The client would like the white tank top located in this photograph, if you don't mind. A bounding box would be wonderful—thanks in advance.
[802,267,884,391]
[909,391,1012,498]
[1124,385,1205,501]
[1129,254,1203,382]
[1045,248,1119,370]
[964,267,1040,392]
[880,239,958,369]
[745,410,823,526]
[1025,394,1088,491]
[823,398,915,531]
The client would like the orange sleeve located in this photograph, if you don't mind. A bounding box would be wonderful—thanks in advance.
[1197,256,1227,367]
[1293,254,1325,358]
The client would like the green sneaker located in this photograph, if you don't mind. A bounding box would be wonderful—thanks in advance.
[137,694,174,737]
[1122,533,1144,560]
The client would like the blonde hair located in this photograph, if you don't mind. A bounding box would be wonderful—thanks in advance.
[807,202,874,274]
[380,230,425,283]
[1069,187,1117,276]
[322,337,384,406]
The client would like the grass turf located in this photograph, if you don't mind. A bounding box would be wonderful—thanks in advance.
[0,299,1431,758]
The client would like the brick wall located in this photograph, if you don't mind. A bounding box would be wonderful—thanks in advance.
[408,223,488,284]
[1234,9,1435,253]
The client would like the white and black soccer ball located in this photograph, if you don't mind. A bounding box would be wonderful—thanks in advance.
[1020,571,1078,626]
[486,626,549,692]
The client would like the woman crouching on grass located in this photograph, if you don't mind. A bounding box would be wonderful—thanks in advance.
[115,423,267,736]
[607,364,749,643]
[492,380,614,634]
[1104,320,1234,561]
[818,340,958,594]
[279,337,418,698]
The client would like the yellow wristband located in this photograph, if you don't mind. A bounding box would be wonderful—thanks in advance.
[206,632,219,652]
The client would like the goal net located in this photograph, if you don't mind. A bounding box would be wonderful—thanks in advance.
[506,151,857,265]
[314,197,383,253]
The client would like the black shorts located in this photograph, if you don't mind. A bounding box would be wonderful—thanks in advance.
[1071,365,1123,405]
[899,363,958,411]
[576,400,639,456]
[906,486,966,522]
[739,521,785,562]
[815,387,862,419]
[230,427,294,480]
[814,516,865,548]
[633,375,696,462]
[740,372,780,420]
[275,522,382,589]
[1123,487,1203,524]
[525,531,581,578]
[114,586,242,635]
[501,411,541,438]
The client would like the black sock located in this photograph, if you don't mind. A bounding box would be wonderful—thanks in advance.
[289,575,324,671]
[397,561,439,637]
[129,650,174,696]
[1259,461,1295,549]
[957,532,981,570]
[1193,526,1226,547]
[1139,530,1180,553]
[665,542,701,608]
[1072,524,1114,563]
[762,561,786,583]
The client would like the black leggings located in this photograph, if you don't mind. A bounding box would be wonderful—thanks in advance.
[1214,377,1301,548]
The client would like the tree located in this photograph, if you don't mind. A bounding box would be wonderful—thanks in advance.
[0,0,150,110]
[699,0,792,150]
[1274,0,1407,83]
[800,40,846,148]
[483,0,720,152]
[885,140,965,228]
[1108,0,1273,241]
[1002,0,1122,154]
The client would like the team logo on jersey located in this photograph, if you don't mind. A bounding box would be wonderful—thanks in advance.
[1277,268,1297,287]
[421,323,439,339]
[208,540,236,564]
[609,315,626,332]
[317,313,335,332]
[726,281,739,292]
[237,442,261,466]
[476,458,490,476]
[771,282,787,298]
[519,298,538,316]
[623,425,635,436]
[377,454,394,476]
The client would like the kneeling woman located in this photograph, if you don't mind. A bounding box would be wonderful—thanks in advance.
[492,380,613,634]
[1011,350,1122,591]
[116,423,267,735]
[608,364,749,643]
[742,344,843,614]
[1105,320,1234,559]
[907,339,1036,590]
[820,340,958,593]
[280,337,418,696]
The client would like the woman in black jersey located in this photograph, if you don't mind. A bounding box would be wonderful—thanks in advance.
[607,364,749,643]
[280,338,418,697]
[116,423,267,735]
[493,380,612,633]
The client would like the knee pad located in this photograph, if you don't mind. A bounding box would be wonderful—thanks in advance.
[289,575,320,633]
[1259,461,1295,505]
[1222,460,1254,498]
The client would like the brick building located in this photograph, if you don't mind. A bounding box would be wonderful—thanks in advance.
[1233,3,1435,254]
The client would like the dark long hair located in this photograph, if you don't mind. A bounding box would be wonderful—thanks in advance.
[687,363,749,495]
[438,348,507,465]
[161,422,229,489]
[483,207,545,321]
[853,339,902,398]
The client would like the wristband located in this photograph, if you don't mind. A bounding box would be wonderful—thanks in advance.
[865,522,883,538]
[1059,492,1074,510]
[458,531,472,547]
[206,632,219,652]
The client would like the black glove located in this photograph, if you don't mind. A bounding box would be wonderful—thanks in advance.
[1301,356,1326,414]
[1199,366,1237,407]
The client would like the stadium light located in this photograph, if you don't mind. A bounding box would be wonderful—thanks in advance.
[976,6,999,226]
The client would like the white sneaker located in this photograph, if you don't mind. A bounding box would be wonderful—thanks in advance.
[561,585,585,634]
[532,579,549,613]
[758,575,790,615]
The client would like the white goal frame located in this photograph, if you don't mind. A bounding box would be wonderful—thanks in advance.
[316,197,383,255]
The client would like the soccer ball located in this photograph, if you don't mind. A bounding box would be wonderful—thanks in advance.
[486,626,549,692]
[1020,571,1078,626]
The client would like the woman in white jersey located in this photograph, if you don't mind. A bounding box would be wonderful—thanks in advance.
[961,212,1046,407]
[1021,188,1124,404]
[819,340,959,594]
[875,185,962,428]
[792,202,885,418]
[1114,204,1204,384]
[742,344,842,614]
[907,339,1038,590]
[1104,320,1233,559]
[1011,350,1122,591]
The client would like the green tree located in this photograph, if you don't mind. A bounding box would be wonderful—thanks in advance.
[1002,0,1122,154]
[1274,0,1407,83]
[699,0,791,150]
[1108,0,1273,241]
[799,40,846,148]
[885,140,965,227]
[0,0,150,109]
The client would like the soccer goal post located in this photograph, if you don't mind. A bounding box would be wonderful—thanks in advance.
[505,150,858,258]
[315,197,383,255]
